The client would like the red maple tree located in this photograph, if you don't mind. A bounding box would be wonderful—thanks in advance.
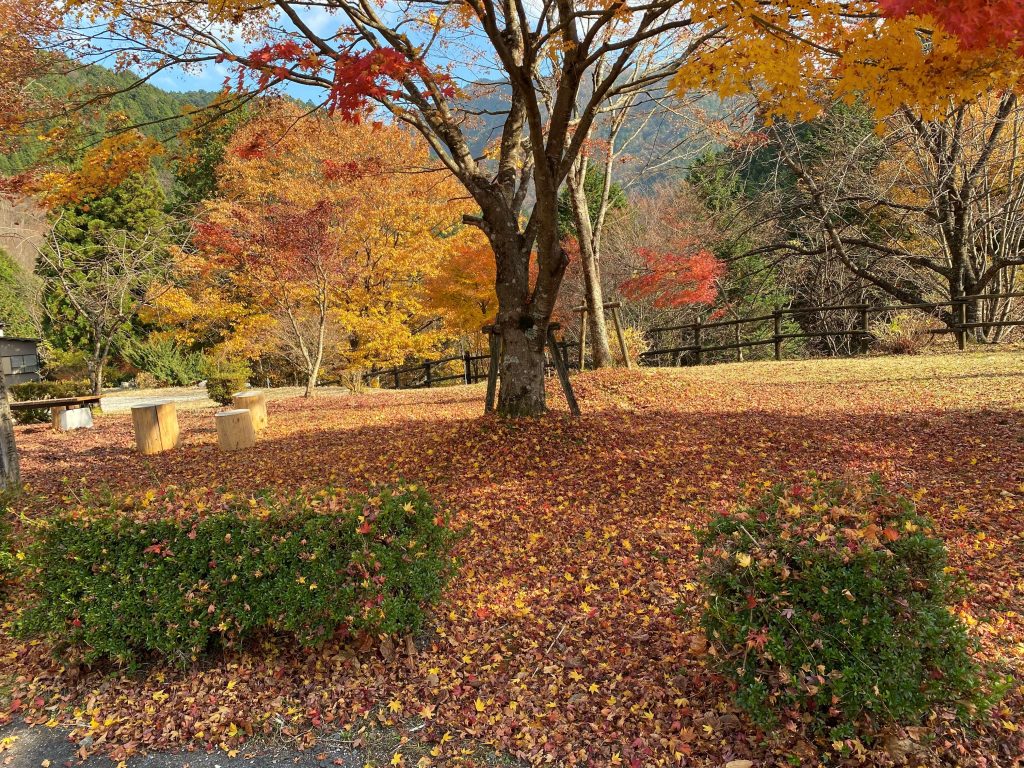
[619,242,724,309]
[879,0,1024,52]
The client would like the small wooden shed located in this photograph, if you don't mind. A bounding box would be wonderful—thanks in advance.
[0,332,41,386]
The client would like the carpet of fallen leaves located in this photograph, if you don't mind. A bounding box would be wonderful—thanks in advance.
[2,351,1024,767]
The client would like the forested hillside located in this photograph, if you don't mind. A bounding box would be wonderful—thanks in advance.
[0,65,218,175]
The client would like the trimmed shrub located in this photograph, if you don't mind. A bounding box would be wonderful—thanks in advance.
[20,483,457,666]
[206,360,251,405]
[9,379,91,401]
[41,346,90,381]
[123,337,207,387]
[133,371,159,389]
[871,311,942,355]
[9,379,92,424]
[698,475,1000,743]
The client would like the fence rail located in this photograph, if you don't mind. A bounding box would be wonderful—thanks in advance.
[363,293,1023,389]
[642,292,1024,367]
[365,341,578,390]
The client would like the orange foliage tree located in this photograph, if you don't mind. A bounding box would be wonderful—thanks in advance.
[154,103,464,395]
[425,231,498,350]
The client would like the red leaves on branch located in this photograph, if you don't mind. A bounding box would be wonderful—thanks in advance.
[619,242,724,308]
[878,0,1024,52]
[226,40,454,122]
[322,157,384,182]
[327,49,423,120]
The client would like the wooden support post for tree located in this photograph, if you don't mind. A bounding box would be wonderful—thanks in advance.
[463,351,473,384]
[131,401,180,455]
[546,325,581,417]
[956,299,968,351]
[693,321,703,366]
[773,310,783,361]
[216,408,256,451]
[232,390,268,431]
[610,304,631,369]
[484,325,500,413]
[574,301,629,369]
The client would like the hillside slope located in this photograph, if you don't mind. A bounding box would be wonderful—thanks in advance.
[0,65,219,176]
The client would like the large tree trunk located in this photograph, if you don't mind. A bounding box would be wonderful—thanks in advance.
[496,321,548,416]
[488,213,566,417]
[0,374,20,492]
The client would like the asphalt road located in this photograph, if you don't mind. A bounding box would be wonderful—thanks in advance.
[0,722,367,768]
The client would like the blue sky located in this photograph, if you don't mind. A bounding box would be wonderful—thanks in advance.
[133,5,346,97]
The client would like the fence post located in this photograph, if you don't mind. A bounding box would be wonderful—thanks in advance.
[393,369,400,389]
[463,351,472,384]
[956,299,967,351]
[424,362,432,388]
[734,322,742,362]
[773,310,783,361]
[578,308,588,371]
[858,305,869,354]
[693,321,703,366]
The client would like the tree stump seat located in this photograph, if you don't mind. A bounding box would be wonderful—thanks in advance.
[232,390,268,431]
[216,409,256,451]
[131,401,180,455]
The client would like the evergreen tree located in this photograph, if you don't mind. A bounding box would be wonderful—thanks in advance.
[557,165,628,237]
[37,168,170,392]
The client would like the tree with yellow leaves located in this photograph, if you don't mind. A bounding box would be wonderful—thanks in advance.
[159,102,464,395]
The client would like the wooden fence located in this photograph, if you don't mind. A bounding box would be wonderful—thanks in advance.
[365,340,578,390]
[642,292,1024,367]
[364,292,1023,389]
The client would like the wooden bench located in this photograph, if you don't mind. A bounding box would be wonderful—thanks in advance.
[10,395,102,431]
[9,395,102,412]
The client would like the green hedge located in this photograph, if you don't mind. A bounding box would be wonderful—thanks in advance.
[206,361,251,405]
[9,379,92,424]
[698,475,1002,744]
[20,483,457,666]
[123,338,207,387]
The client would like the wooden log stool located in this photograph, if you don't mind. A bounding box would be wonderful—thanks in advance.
[131,400,180,455]
[216,409,256,451]
[232,390,267,431]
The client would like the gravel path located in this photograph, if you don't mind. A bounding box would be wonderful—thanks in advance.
[98,386,351,415]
